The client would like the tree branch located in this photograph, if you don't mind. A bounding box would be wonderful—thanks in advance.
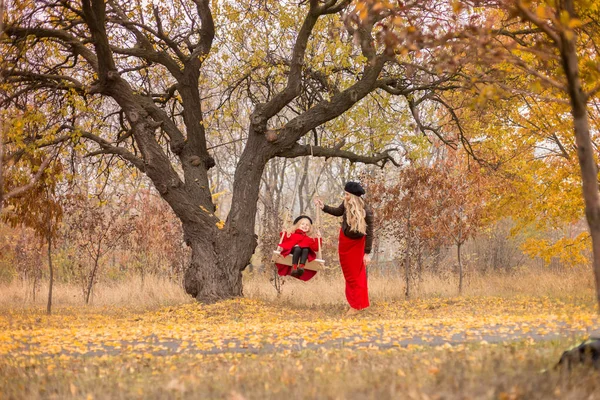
[277,143,399,167]
[3,70,86,93]
[377,74,463,96]
[586,83,600,101]
[320,0,352,15]
[514,3,561,44]
[251,0,321,130]
[109,45,183,79]
[188,0,215,66]
[494,27,544,46]
[2,150,57,201]
[4,26,99,70]
[81,0,116,80]
[278,55,388,143]
[106,0,183,77]
[153,5,188,61]
[407,95,457,149]
[60,125,146,172]
[136,95,186,154]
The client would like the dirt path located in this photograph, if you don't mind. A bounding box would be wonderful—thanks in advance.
[15,320,600,358]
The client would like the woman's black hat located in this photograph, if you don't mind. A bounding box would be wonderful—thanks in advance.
[344,181,365,196]
[293,215,313,225]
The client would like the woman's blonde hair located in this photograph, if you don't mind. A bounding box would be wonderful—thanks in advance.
[344,193,366,235]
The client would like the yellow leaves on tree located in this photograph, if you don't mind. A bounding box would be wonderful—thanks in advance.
[521,232,590,267]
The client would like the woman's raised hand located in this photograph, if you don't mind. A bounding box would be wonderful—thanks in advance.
[313,197,324,210]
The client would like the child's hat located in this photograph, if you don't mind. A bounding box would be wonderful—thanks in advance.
[293,215,313,225]
[344,181,365,196]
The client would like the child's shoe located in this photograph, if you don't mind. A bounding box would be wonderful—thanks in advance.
[296,264,305,277]
[291,264,300,277]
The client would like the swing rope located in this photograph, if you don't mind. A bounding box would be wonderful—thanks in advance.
[272,144,328,271]
[276,161,303,247]
[309,144,324,261]
[308,144,341,270]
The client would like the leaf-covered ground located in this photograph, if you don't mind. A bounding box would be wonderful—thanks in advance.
[1,296,599,399]
[2,296,598,357]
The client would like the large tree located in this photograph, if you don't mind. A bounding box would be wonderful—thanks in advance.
[2,0,469,301]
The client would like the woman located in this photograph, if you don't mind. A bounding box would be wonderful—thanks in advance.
[314,181,373,315]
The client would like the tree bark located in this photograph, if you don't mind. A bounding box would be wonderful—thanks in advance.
[140,260,145,289]
[85,253,101,305]
[183,224,243,301]
[46,232,53,315]
[0,122,3,210]
[0,0,3,210]
[416,236,423,285]
[183,139,266,301]
[404,206,412,299]
[32,271,37,303]
[457,242,463,295]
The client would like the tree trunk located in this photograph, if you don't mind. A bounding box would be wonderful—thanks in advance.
[416,236,423,285]
[0,0,3,212]
[47,233,53,315]
[140,252,146,289]
[32,275,36,303]
[183,225,246,301]
[404,207,412,299]
[0,124,3,211]
[182,141,266,302]
[85,256,100,305]
[559,3,600,310]
[432,246,442,274]
[457,242,463,295]
[372,231,381,267]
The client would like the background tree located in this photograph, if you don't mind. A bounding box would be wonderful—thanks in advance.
[63,192,135,304]
[0,108,60,214]
[364,0,600,307]
[370,150,488,296]
[370,162,443,298]
[428,156,486,294]
[506,0,600,310]
[1,159,63,313]
[129,189,186,288]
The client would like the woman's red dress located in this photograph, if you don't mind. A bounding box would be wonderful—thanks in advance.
[338,229,369,309]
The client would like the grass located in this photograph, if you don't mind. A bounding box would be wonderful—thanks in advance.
[0,265,592,311]
[0,275,191,312]
[245,265,595,306]
[0,267,599,399]
[1,341,599,399]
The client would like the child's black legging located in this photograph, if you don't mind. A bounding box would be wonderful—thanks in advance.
[291,246,310,265]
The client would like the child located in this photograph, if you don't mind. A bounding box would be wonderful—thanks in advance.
[276,215,322,280]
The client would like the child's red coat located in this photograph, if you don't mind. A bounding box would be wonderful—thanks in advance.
[278,229,321,261]
[276,229,322,281]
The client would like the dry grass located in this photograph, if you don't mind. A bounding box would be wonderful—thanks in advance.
[0,266,594,312]
[0,275,191,312]
[2,341,599,400]
[245,265,595,307]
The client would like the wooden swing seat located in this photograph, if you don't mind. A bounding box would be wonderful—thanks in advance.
[272,250,325,272]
